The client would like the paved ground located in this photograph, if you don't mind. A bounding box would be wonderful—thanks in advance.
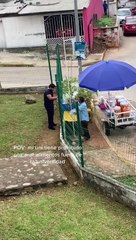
[0,153,68,196]
[0,51,102,88]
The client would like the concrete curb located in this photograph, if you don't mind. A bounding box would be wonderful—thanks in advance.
[0,86,46,94]
[101,49,107,60]
[0,63,35,67]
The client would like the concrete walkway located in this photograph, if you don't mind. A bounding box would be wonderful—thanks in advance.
[0,50,103,88]
[0,51,102,67]
[0,153,67,196]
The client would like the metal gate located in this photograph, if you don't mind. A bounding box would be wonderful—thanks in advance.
[44,13,84,46]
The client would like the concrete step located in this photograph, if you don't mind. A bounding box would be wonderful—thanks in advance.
[0,153,68,196]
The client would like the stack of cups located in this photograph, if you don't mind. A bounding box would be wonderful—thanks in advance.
[120,101,130,117]
[115,96,125,106]
[114,106,122,118]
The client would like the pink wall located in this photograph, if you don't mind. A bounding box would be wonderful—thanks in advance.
[83,0,104,49]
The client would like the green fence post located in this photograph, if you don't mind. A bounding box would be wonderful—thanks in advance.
[75,101,84,167]
[55,74,64,139]
[46,44,53,84]
[56,45,63,95]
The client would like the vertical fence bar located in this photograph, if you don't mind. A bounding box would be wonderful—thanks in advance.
[75,101,84,167]
[56,45,63,98]
[46,44,53,84]
[56,45,63,80]
[55,74,64,139]
[74,0,82,73]
[56,44,64,139]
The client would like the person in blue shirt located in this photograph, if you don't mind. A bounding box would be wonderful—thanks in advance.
[78,97,90,140]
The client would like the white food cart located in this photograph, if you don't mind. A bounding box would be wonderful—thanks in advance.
[98,96,136,136]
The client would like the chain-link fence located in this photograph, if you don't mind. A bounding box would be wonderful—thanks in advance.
[85,104,136,191]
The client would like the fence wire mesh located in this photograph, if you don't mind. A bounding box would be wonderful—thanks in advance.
[84,102,136,191]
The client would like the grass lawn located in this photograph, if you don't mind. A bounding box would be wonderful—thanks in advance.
[116,176,136,188]
[0,94,46,157]
[0,185,136,240]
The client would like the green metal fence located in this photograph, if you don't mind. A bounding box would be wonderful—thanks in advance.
[55,45,84,167]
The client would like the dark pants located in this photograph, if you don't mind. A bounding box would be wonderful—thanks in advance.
[104,10,107,15]
[45,107,54,128]
[104,7,107,15]
[81,121,90,139]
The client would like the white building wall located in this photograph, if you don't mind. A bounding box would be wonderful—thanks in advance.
[109,1,117,17]
[0,20,6,48]
[2,15,46,48]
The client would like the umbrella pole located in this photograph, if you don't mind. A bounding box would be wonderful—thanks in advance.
[108,91,111,101]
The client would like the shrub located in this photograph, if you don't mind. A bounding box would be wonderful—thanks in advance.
[62,77,94,106]
[94,17,115,28]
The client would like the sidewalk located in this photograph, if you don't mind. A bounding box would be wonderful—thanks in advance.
[0,50,104,89]
[0,51,103,67]
[0,153,67,196]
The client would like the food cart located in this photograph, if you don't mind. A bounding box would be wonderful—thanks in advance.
[98,95,136,136]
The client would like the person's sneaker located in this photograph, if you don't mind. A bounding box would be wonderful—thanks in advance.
[48,127,55,130]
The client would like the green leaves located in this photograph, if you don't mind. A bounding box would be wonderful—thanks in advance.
[94,17,115,28]
[62,77,93,105]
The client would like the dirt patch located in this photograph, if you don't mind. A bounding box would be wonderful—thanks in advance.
[91,38,107,54]
[37,124,80,185]
[84,121,109,150]
[37,119,110,181]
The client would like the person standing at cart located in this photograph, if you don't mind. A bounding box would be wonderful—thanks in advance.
[78,97,90,141]
[44,83,57,130]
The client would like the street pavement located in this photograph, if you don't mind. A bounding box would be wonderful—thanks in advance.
[0,36,135,92]
[0,51,102,88]
[1,36,136,111]
[0,67,55,88]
